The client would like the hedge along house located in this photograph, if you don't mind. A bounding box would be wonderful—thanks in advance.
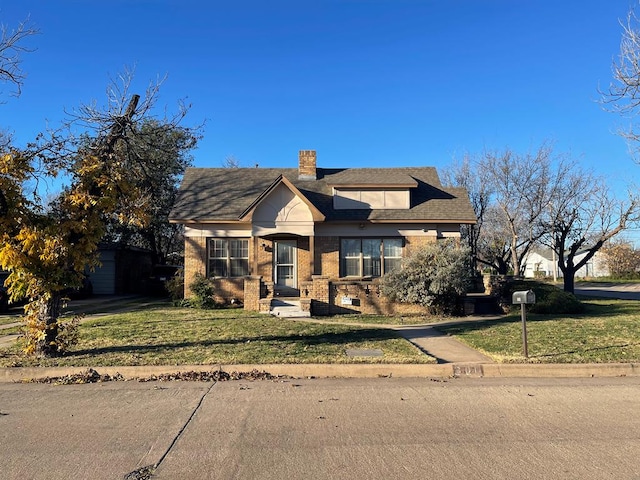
[169,150,476,316]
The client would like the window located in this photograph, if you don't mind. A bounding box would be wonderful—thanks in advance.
[333,189,410,210]
[208,239,249,277]
[340,238,402,277]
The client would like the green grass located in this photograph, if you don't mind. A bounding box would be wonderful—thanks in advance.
[0,307,434,367]
[0,316,20,326]
[437,298,640,363]
[0,326,21,335]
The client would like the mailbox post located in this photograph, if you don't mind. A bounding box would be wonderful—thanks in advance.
[512,290,536,358]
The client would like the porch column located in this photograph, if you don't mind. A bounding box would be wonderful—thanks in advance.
[309,235,316,275]
[252,237,259,276]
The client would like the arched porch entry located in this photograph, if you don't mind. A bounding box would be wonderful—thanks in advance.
[257,233,313,297]
[242,178,323,297]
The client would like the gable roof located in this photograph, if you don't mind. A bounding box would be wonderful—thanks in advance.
[169,166,476,224]
[239,175,325,222]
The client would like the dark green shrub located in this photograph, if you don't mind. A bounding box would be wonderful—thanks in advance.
[165,270,185,305]
[528,288,585,314]
[189,273,217,309]
[499,279,585,314]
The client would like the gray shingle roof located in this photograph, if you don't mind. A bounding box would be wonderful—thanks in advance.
[326,169,419,187]
[169,166,476,223]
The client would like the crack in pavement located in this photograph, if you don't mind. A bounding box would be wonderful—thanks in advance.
[123,381,218,480]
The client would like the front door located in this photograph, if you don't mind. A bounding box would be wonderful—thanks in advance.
[274,240,297,289]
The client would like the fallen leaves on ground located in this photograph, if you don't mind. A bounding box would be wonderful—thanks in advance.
[19,368,289,384]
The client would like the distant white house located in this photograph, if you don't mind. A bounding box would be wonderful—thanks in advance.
[522,248,609,279]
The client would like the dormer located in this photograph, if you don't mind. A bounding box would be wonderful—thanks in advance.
[328,172,418,210]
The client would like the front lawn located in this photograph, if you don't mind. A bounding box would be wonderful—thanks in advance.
[316,314,431,325]
[437,298,640,363]
[0,307,434,367]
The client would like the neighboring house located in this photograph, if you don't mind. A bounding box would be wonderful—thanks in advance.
[169,150,476,315]
[522,248,609,279]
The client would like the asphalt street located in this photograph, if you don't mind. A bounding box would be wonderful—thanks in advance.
[1,376,639,480]
[574,282,640,300]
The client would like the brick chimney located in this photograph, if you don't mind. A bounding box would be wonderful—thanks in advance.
[298,150,317,180]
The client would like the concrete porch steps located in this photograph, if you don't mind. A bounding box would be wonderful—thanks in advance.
[268,298,310,318]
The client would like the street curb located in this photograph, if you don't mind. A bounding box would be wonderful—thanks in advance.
[0,362,637,383]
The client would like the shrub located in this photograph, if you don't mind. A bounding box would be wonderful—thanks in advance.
[165,270,185,305]
[497,279,585,314]
[381,239,472,316]
[188,273,217,309]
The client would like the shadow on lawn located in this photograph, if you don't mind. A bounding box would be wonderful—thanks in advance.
[69,328,400,357]
[533,341,640,359]
[436,316,520,335]
[439,300,639,336]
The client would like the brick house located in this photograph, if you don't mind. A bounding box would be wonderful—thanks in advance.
[169,150,476,315]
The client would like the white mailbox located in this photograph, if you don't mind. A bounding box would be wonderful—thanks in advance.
[512,290,536,305]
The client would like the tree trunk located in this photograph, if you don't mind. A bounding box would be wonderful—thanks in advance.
[562,269,576,294]
[39,293,63,356]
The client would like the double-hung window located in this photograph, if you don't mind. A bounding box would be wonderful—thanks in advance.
[340,238,402,277]
[208,239,249,277]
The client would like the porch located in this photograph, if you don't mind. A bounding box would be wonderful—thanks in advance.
[244,275,426,317]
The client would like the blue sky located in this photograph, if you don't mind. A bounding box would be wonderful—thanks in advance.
[0,1,637,192]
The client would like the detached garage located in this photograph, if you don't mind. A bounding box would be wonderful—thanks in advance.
[88,245,154,295]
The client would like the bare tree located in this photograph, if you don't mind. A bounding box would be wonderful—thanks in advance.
[223,154,241,168]
[544,169,640,293]
[603,5,640,159]
[442,154,491,273]
[0,18,38,97]
[475,204,513,274]
[479,144,568,275]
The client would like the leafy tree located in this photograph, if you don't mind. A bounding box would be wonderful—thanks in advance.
[1,94,150,355]
[99,118,200,265]
[0,50,199,355]
[381,240,472,315]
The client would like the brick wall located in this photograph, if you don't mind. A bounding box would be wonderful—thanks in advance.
[256,238,273,280]
[244,276,261,311]
[311,275,330,315]
[211,278,244,304]
[403,235,437,257]
[184,235,252,304]
[184,236,207,297]
[329,280,426,315]
[315,236,340,278]
[297,236,312,282]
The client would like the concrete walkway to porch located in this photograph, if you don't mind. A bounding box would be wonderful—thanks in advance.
[392,325,493,364]
[283,315,498,364]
